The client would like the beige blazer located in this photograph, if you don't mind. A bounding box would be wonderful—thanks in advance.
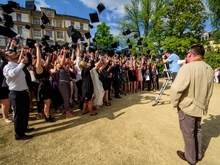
[170,61,214,117]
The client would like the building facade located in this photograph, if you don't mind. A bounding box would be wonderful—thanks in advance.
[0,5,90,49]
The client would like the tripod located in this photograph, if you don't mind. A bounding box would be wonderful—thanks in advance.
[152,64,172,106]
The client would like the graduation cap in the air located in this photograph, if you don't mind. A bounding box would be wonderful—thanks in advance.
[147,50,151,54]
[41,12,50,24]
[80,37,85,41]
[89,47,96,53]
[128,45,132,49]
[71,43,78,50]
[83,43,88,48]
[111,42,118,48]
[137,39,142,45]
[67,25,75,37]
[89,24,93,29]
[84,32,91,39]
[25,25,31,30]
[4,14,14,28]
[8,1,20,9]
[41,40,49,47]
[143,42,148,47]
[126,29,131,35]
[44,35,50,40]
[122,31,127,36]
[1,4,14,14]
[44,46,53,53]
[39,24,45,29]
[89,12,99,23]
[134,34,138,39]
[97,3,105,14]
[0,25,17,38]
[71,30,82,43]
[127,38,130,43]
[26,38,36,48]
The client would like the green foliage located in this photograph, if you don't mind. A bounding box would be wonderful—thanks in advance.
[206,0,220,30]
[93,22,114,50]
[204,51,220,69]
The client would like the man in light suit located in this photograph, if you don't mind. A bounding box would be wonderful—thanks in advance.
[170,44,214,165]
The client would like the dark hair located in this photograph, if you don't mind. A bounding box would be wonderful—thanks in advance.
[166,50,173,54]
[190,44,205,57]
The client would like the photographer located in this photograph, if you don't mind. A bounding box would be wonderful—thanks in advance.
[162,50,180,81]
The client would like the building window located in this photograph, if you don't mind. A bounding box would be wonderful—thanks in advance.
[33,18,40,25]
[57,31,63,39]
[17,14,21,22]
[18,27,22,34]
[46,31,52,38]
[80,24,83,30]
[56,21,62,27]
[33,29,41,37]
[19,39,23,47]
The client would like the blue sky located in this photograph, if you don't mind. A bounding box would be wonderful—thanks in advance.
[1,0,213,38]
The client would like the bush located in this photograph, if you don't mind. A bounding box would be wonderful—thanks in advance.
[204,52,220,69]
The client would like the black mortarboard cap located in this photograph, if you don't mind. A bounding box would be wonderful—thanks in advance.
[89,24,93,29]
[44,47,53,53]
[143,42,148,47]
[25,25,31,30]
[4,14,14,28]
[44,35,50,40]
[55,42,61,49]
[71,36,78,43]
[138,39,142,45]
[0,25,17,38]
[85,32,91,39]
[83,43,88,48]
[128,45,132,49]
[26,38,36,48]
[71,44,77,50]
[92,38,96,42]
[80,37,85,41]
[41,12,50,24]
[147,50,151,54]
[127,38,130,43]
[42,40,49,47]
[67,25,75,37]
[134,34,138,38]
[2,4,14,14]
[40,24,45,29]
[89,12,99,23]
[111,42,118,48]
[122,31,127,36]
[8,1,20,9]
[71,31,81,43]
[126,29,131,35]
[97,3,105,14]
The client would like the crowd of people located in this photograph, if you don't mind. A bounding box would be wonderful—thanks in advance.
[0,37,163,139]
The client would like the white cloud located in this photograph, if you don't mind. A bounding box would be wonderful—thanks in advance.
[35,0,50,10]
[63,0,70,4]
[79,0,131,20]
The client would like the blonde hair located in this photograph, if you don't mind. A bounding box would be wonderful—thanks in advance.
[79,60,85,69]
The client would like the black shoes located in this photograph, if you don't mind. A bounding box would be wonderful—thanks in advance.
[15,134,33,140]
[45,115,55,122]
[25,127,35,133]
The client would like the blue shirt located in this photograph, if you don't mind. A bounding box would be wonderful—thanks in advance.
[167,53,180,73]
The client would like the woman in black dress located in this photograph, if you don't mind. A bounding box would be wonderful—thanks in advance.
[34,43,55,122]
[79,54,97,116]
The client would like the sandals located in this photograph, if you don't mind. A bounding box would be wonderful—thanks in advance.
[105,102,111,106]
[89,112,98,116]
[82,111,89,115]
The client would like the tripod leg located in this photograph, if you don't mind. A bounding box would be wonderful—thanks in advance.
[152,79,169,106]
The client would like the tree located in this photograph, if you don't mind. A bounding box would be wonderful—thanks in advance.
[160,0,207,58]
[93,22,114,50]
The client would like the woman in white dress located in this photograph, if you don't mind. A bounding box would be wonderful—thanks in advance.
[90,58,105,110]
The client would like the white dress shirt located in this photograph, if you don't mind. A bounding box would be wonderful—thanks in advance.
[3,61,28,91]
